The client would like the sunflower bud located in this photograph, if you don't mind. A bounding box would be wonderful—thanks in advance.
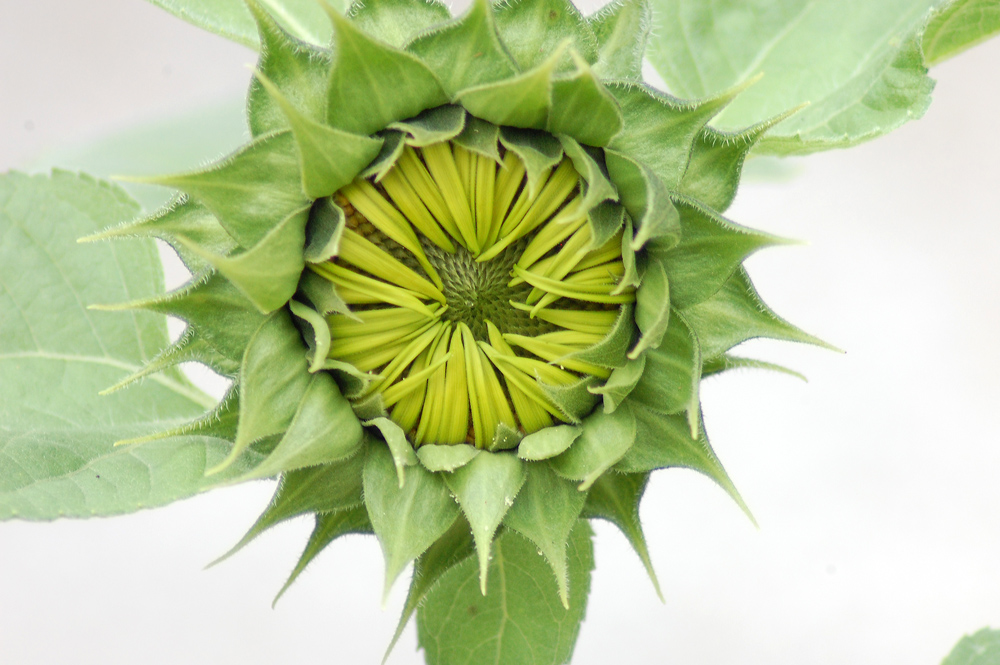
[95,0,828,661]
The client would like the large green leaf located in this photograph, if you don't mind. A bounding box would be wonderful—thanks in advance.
[941,627,1000,665]
[924,0,1000,65]
[0,171,246,520]
[143,0,341,49]
[645,0,992,154]
[417,521,594,665]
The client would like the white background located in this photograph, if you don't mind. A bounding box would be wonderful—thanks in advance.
[1,1,999,664]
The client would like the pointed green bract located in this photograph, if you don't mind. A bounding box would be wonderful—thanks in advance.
[499,126,564,196]
[389,104,467,147]
[363,441,459,596]
[549,407,636,490]
[452,114,502,161]
[366,417,418,488]
[502,461,587,607]
[591,354,645,413]
[246,0,332,136]
[580,470,662,600]
[325,7,448,136]
[588,0,651,80]
[629,313,700,418]
[137,131,307,249]
[444,451,527,594]
[548,52,624,146]
[517,425,581,461]
[417,521,594,665]
[924,0,1000,66]
[494,0,598,72]
[456,49,559,129]
[604,149,679,250]
[631,255,670,357]
[416,444,480,472]
[406,0,518,95]
[348,0,451,48]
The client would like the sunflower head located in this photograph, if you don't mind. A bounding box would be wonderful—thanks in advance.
[91,0,827,661]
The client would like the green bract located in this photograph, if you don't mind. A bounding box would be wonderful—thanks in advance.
[85,0,827,661]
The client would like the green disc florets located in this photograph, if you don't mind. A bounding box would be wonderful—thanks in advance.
[311,138,634,448]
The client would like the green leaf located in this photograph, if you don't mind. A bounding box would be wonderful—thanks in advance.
[239,372,362,481]
[925,0,1000,65]
[517,425,581,461]
[590,355,645,413]
[701,354,807,382]
[214,451,365,562]
[629,312,700,418]
[385,516,476,664]
[654,198,783,308]
[363,440,459,597]
[941,627,1000,665]
[502,462,587,607]
[417,521,594,665]
[143,0,338,49]
[274,504,373,606]
[211,311,313,472]
[406,0,519,96]
[646,0,943,154]
[589,0,652,80]
[494,0,598,72]
[581,471,662,600]
[549,407,636,490]
[366,417,418,488]
[348,0,451,48]
[325,6,448,136]
[245,0,332,137]
[444,451,527,594]
[683,267,835,359]
[416,444,480,472]
[0,171,245,520]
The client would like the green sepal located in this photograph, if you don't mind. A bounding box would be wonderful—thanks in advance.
[347,0,451,48]
[416,443,480,472]
[304,196,346,263]
[444,450,527,594]
[568,301,633,368]
[384,515,476,664]
[604,148,680,251]
[289,299,331,372]
[322,357,377,400]
[541,375,600,423]
[238,372,362,481]
[134,131,307,249]
[616,404,754,525]
[406,0,518,97]
[498,126,564,198]
[416,521,594,665]
[590,354,645,413]
[210,311,313,473]
[389,104,467,147]
[81,196,237,275]
[366,417,418,488]
[494,0,598,71]
[654,198,786,309]
[549,51,623,146]
[456,46,561,130]
[274,504,373,607]
[102,271,264,376]
[559,136,618,211]
[113,386,239,447]
[325,5,448,136]
[678,112,792,213]
[683,267,836,359]
[245,0,332,137]
[452,115,502,162]
[180,205,309,313]
[254,70,383,199]
[588,0,651,81]
[517,425,581,461]
[363,439,460,598]
[580,470,662,600]
[488,422,525,453]
[585,199,625,250]
[212,450,366,565]
[299,268,352,318]
[360,130,408,181]
[629,312,701,427]
[502,461,587,608]
[607,82,734,188]
[549,407,636,490]
[618,215,640,291]
[630,253,670,358]
[702,355,807,382]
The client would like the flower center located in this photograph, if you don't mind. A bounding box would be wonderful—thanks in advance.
[309,136,635,449]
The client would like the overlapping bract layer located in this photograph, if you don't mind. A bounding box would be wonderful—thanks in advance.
[89,0,827,662]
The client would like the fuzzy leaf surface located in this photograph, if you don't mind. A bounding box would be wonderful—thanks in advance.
[417,521,594,665]
[941,627,1000,665]
[0,172,245,520]
[924,0,1000,65]
[646,0,950,154]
